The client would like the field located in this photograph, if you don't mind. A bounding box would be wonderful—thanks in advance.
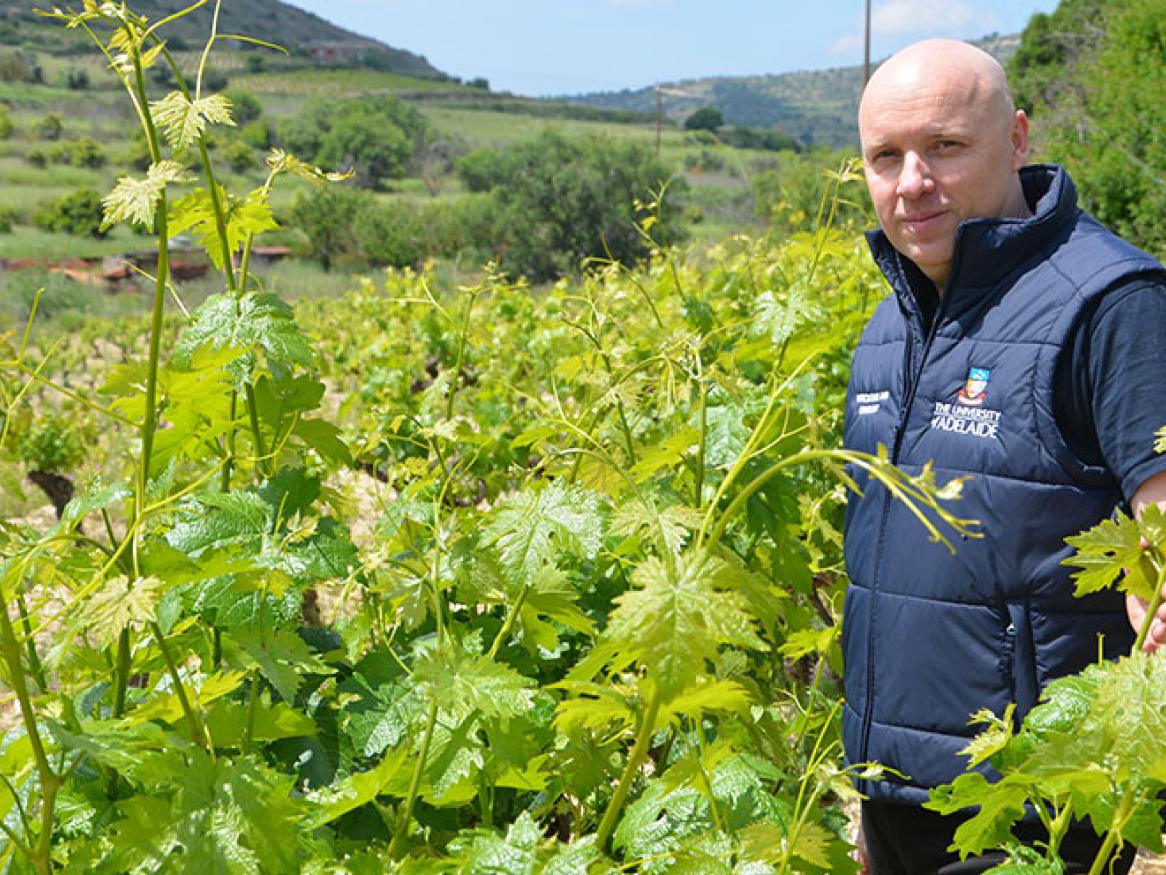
[0,37,777,307]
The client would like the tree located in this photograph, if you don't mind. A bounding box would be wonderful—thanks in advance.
[278,96,427,189]
[1008,0,1106,113]
[316,107,411,188]
[457,131,687,282]
[1019,0,1166,254]
[288,185,372,270]
[684,106,724,132]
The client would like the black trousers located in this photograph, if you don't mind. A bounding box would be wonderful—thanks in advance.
[861,801,1137,875]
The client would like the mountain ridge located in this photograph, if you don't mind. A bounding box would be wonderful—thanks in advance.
[0,0,447,79]
[561,33,1021,149]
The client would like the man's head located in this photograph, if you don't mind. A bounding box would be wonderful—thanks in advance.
[858,39,1031,288]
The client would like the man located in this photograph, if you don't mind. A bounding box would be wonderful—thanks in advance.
[843,39,1166,874]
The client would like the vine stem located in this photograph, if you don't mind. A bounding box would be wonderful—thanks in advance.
[152,622,208,749]
[388,699,439,860]
[0,592,58,874]
[486,584,531,660]
[595,685,664,852]
[1133,558,1166,652]
[1086,791,1131,875]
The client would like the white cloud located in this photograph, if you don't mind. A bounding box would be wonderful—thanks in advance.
[874,0,978,34]
[831,0,995,54]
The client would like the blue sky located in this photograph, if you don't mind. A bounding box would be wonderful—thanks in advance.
[284,0,1060,96]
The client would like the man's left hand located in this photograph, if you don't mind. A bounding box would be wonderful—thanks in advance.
[1127,588,1166,652]
[1127,469,1166,651]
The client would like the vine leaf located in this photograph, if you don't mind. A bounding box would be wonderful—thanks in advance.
[958,705,1015,768]
[102,160,189,229]
[174,291,315,373]
[414,645,536,720]
[482,483,603,585]
[72,574,167,649]
[305,745,411,829]
[107,752,303,873]
[151,91,235,150]
[1063,510,1157,600]
[603,550,767,701]
[169,185,279,270]
[222,627,332,703]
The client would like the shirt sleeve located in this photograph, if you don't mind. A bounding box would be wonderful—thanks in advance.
[1064,276,1166,501]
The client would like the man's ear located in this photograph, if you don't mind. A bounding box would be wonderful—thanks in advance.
[1011,109,1030,170]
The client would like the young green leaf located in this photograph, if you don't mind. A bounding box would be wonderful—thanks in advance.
[958,705,1016,767]
[169,186,279,270]
[102,160,189,229]
[413,645,536,720]
[1062,512,1152,599]
[482,482,603,584]
[175,292,316,373]
[603,550,767,701]
[151,91,235,150]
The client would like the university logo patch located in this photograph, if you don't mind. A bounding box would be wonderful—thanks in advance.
[957,367,990,407]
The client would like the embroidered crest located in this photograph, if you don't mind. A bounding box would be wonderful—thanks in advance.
[957,367,990,407]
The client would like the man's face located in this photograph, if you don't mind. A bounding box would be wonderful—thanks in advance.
[859,69,1029,287]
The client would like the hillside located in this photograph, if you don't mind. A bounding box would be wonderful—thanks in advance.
[565,33,1021,149]
[0,0,446,78]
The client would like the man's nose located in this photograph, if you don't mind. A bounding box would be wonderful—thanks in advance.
[896,152,933,199]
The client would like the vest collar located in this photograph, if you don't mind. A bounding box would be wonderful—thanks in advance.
[866,164,1078,325]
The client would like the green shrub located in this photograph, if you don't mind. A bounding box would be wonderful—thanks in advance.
[352,201,427,268]
[684,106,724,132]
[720,126,802,153]
[454,131,688,282]
[69,135,106,168]
[26,148,45,168]
[34,188,107,238]
[224,88,263,125]
[0,104,13,140]
[0,206,16,234]
[16,410,86,473]
[221,138,255,173]
[752,149,871,232]
[0,50,42,84]
[455,147,510,193]
[684,129,718,147]
[33,113,63,141]
[64,67,90,90]
[684,147,725,173]
[240,118,275,150]
[288,184,372,270]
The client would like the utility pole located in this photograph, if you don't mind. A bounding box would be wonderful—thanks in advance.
[863,0,872,85]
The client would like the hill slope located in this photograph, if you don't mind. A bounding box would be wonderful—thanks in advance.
[0,0,446,78]
[565,33,1021,149]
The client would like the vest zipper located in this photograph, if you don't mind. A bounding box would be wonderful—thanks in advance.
[858,296,944,769]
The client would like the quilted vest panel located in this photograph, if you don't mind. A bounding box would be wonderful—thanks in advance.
[841,165,1166,805]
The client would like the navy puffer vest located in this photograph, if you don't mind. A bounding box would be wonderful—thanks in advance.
[842,165,1165,805]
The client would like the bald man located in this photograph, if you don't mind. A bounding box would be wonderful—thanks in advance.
[843,39,1166,873]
